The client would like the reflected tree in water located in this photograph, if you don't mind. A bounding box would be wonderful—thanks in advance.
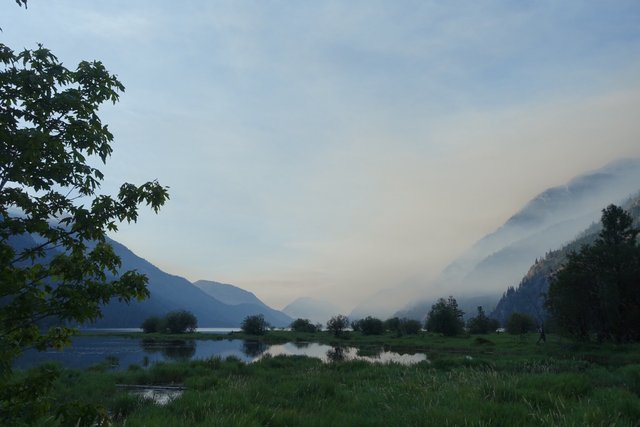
[292,341,310,349]
[326,346,346,362]
[356,346,382,359]
[140,340,196,361]
[242,341,267,358]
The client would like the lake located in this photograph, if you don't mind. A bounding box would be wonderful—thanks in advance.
[15,336,428,370]
[80,327,242,334]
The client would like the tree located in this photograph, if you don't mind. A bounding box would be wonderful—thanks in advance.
[326,314,349,337]
[164,310,197,334]
[141,315,163,333]
[466,306,500,334]
[241,314,270,335]
[505,312,536,335]
[425,296,464,336]
[290,318,317,333]
[0,42,168,423]
[546,205,640,342]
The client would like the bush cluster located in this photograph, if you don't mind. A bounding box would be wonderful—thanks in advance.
[466,306,500,334]
[506,312,536,335]
[352,316,384,335]
[141,310,197,334]
[383,317,422,335]
[290,318,319,333]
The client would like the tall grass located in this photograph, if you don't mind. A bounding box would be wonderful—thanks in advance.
[30,334,640,426]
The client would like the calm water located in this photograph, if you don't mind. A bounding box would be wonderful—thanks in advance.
[15,336,428,370]
[80,327,242,334]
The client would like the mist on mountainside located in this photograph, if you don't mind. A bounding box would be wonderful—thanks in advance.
[491,190,640,324]
[351,158,640,321]
[282,297,344,325]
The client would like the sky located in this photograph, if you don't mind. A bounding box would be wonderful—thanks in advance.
[3,1,640,310]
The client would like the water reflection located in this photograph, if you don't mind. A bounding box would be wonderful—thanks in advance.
[255,342,428,365]
[291,341,310,349]
[242,341,267,358]
[326,347,346,362]
[15,336,428,370]
[140,340,196,361]
[356,346,382,358]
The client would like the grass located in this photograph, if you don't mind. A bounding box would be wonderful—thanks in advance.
[27,332,640,426]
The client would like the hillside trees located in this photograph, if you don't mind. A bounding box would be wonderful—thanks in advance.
[425,297,464,336]
[0,41,168,422]
[546,205,640,342]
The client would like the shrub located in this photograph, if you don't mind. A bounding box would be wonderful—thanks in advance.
[241,314,270,335]
[506,312,536,335]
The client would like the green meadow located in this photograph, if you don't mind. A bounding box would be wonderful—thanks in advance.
[21,332,640,426]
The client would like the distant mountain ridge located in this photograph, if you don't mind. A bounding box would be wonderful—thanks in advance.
[194,280,292,326]
[94,240,292,327]
[7,233,292,328]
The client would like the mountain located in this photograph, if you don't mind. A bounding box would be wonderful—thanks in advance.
[490,192,640,324]
[194,280,264,306]
[92,239,293,327]
[390,158,640,321]
[282,297,343,325]
[7,232,292,328]
[194,280,292,327]
[89,238,237,327]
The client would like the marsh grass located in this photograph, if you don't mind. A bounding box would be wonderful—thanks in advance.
[29,333,640,426]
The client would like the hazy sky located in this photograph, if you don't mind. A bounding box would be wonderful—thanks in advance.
[3,1,640,310]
